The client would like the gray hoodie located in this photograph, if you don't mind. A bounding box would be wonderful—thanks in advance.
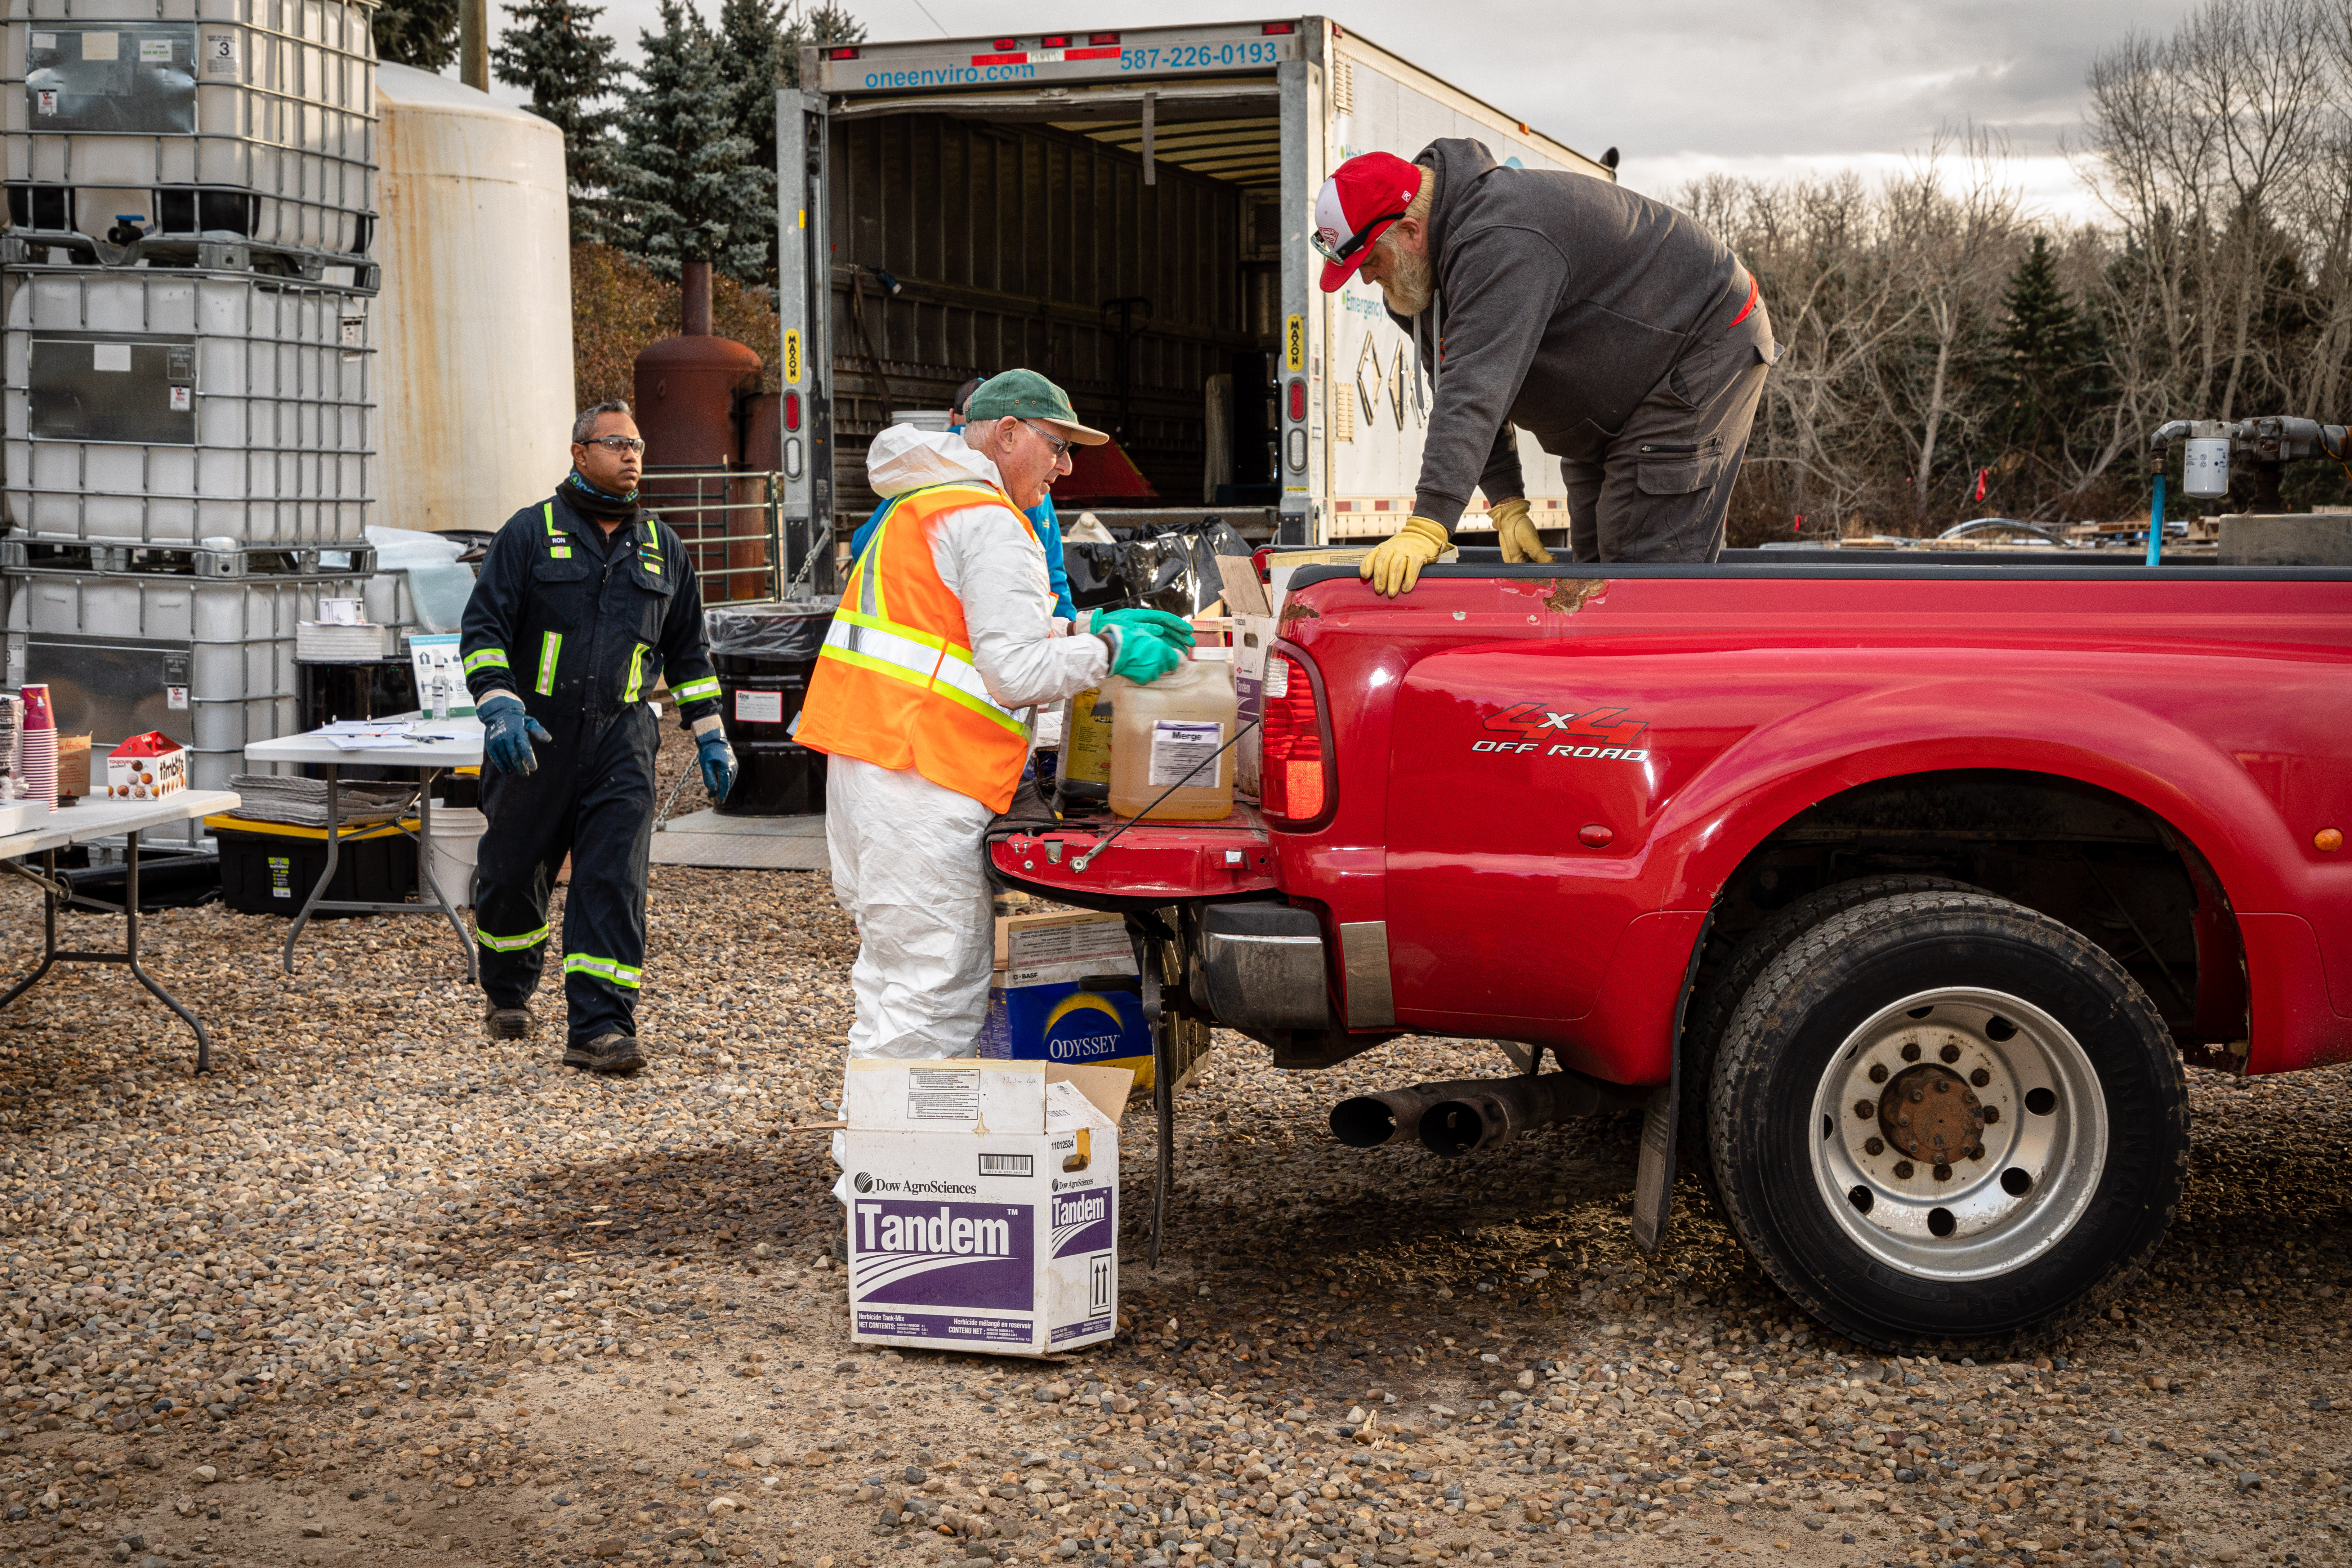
[1392,138,1763,530]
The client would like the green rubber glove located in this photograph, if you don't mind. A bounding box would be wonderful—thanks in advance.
[1089,606,1197,654]
[1106,631,1182,684]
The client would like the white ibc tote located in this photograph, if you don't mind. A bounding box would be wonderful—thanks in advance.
[5,569,357,792]
[0,0,377,266]
[1,265,373,544]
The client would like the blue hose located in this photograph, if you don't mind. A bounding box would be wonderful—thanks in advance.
[2146,474,2166,566]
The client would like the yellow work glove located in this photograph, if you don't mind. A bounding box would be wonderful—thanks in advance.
[1490,497,1553,564]
[1358,515,1451,597]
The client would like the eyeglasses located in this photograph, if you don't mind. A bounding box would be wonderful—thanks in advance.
[1310,209,1410,265]
[1023,420,1076,459]
[583,435,646,455]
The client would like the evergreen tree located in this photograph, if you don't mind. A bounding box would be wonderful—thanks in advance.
[1993,236,2107,476]
[710,1,865,290]
[373,0,460,70]
[612,0,771,284]
[494,0,629,242]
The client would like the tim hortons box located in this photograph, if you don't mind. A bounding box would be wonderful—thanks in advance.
[842,1059,1122,1357]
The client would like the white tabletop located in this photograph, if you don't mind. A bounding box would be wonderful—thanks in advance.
[244,715,486,769]
[0,790,241,859]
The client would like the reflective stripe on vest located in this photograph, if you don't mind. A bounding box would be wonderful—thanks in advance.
[534,631,562,696]
[476,922,548,952]
[671,675,720,705]
[541,500,572,559]
[464,646,508,674]
[624,643,648,703]
[794,481,1040,813]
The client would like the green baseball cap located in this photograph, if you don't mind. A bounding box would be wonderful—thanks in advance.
[963,369,1110,446]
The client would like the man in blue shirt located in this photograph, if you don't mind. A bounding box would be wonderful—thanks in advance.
[851,375,1075,621]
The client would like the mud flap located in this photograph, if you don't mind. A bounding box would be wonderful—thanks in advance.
[1633,909,1714,1253]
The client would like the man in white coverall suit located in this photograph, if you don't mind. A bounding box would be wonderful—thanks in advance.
[796,370,1196,1060]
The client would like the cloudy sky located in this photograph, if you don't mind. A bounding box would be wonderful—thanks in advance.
[462,0,2196,222]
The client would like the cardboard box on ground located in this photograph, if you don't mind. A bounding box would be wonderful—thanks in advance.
[843,1059,1128,1357]
[979,911,1155,1087]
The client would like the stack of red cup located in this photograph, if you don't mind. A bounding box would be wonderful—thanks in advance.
[19,685,57,812]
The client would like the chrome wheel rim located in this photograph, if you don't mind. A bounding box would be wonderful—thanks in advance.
[1807,987,2107,1281]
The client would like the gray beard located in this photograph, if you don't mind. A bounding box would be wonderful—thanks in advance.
[1377,238,1433,316]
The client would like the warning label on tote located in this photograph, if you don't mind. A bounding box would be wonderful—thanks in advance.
[907,1068,981,1121]
[735,688,784,723]
[1147,721,1222,787]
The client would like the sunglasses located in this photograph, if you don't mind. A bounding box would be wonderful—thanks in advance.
[583,435,646,455]
[1310,208,1410,265]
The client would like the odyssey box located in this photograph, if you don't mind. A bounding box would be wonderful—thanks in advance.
[843,1059,1121,1358]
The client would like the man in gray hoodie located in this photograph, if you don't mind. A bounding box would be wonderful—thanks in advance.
[1315,140,1775,593]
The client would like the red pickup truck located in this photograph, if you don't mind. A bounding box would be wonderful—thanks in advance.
[987,553,2352,1349]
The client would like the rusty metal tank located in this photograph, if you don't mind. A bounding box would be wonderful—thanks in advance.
[634,262,764,597]
[634,262,763,469]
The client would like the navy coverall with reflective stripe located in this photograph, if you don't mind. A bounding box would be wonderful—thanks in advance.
[458,494,724,1044]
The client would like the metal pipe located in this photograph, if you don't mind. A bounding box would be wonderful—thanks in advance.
[1329,1077,1497,1148]
[1418,1072,1650,1157]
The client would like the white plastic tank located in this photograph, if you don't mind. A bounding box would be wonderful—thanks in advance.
[373,64,572,533]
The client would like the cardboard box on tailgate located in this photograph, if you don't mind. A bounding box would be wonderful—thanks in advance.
[978,912,1156,1088]
[843,1058,1121,1356]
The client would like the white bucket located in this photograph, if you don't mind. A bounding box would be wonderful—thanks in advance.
[423,805,488,908]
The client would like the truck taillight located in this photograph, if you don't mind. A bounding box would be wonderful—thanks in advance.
[783,391,801,431]
[1088,31,1120,44]
[1258,649,1330,824]
[826,45,859,59]
[1262,21,1295,33]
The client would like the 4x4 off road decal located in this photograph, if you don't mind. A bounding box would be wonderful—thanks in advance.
[1473,702,1651,761]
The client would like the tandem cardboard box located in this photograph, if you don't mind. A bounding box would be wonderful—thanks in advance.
[843,1058,1127,1358]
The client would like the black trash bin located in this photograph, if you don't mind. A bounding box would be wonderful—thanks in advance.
[704,600,834,816]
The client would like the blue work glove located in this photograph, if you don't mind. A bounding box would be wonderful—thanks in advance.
[1089,606,1197,655]
[1106,631,1182,684]
[697,727,739,800]
[478,692,552,776]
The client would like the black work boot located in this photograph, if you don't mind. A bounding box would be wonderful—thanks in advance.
[483,1004,533,1041]
[563,1033,645,1076]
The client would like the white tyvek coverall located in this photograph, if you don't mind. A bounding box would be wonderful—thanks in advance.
[826,425,1111,1062]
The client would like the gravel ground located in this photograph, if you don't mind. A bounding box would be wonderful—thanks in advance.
[0,741,2345,1568]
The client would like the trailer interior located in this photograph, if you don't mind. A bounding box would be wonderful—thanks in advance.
[823,84,1289,548]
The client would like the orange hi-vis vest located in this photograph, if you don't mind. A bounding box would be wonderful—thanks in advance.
[796,481,1042,814]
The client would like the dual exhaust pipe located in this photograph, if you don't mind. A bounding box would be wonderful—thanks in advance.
[1330,1070,1650,1157]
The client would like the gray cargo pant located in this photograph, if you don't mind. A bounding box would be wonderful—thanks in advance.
[1562,294,1777,563]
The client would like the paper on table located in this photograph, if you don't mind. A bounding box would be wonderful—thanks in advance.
[318,720,411,734]
[325,734,418,750]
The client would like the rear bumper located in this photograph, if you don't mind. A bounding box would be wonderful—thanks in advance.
[984,804,1281,914]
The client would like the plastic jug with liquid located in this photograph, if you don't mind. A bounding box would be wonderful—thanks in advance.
[1106,652,1237,821]
[1053,686,1115,806]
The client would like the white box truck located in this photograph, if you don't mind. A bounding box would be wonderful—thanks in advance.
[774,16,1612,586]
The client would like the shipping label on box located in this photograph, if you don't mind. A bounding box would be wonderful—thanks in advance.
[844,1063,1118,1357]
[994,910,1135,971]
[105,730,186,800]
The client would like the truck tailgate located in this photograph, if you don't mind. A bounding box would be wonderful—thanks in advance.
[986,805,1280,912]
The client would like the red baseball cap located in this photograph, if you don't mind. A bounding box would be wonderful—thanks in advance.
[1313,151,1423,292]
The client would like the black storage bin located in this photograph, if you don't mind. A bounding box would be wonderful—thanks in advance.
[206,815,419,916]
[704,601,833,817]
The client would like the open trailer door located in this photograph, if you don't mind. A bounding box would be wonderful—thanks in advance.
[775,86,835,595]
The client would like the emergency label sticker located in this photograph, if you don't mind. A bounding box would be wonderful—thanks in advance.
[906,1068,981,1121]
[1147,720,1223,787]
[734,688,783,723]
[34,91,57,117]
[204,33,239,77]
[140,38,174,61]
[81,32,118,60]
[169,387,191,412]
[166,684,188,710]
[92,344,131,372]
